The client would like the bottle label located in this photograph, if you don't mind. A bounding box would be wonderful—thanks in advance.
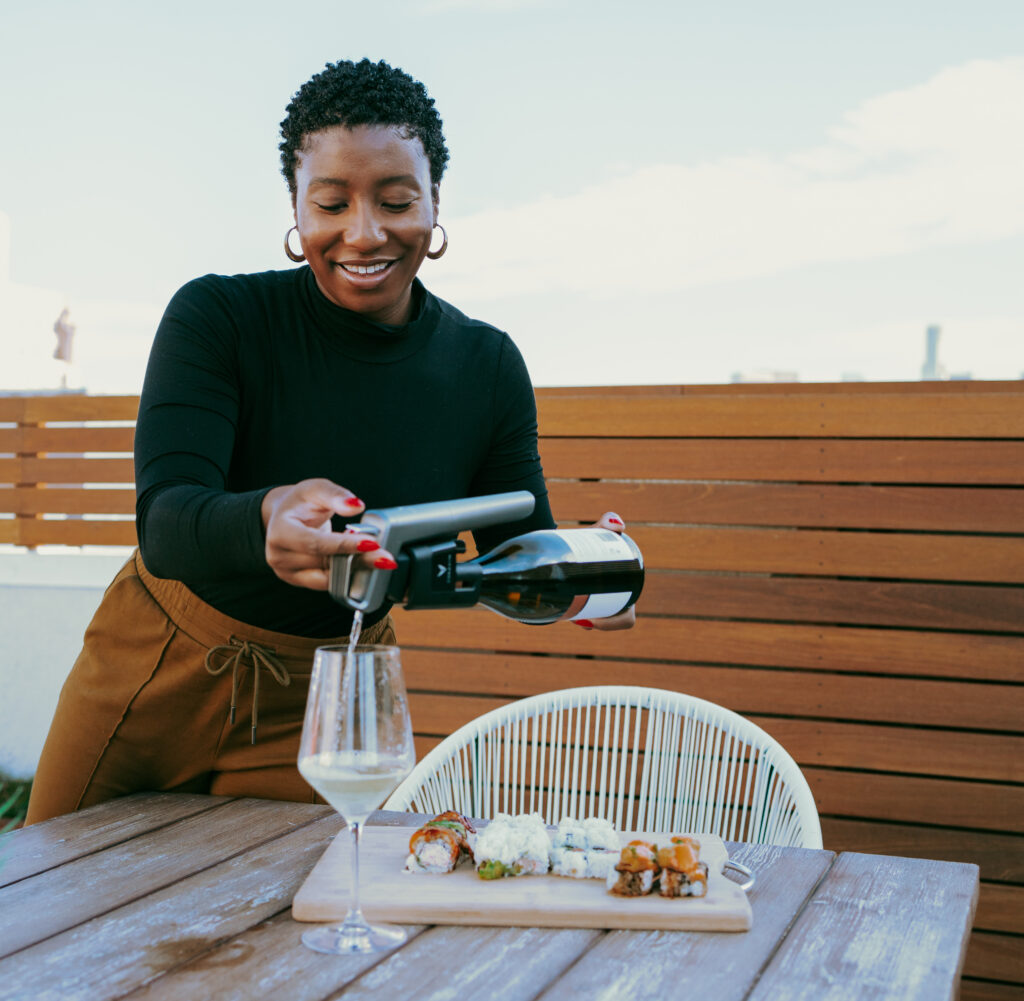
[554,529,635,563]
[570,592,632,620]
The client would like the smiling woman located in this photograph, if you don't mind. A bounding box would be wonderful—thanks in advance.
[25,57,633,828]
[291,125,439,324]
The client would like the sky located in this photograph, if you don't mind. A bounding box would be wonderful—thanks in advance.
[1,0,1022,393]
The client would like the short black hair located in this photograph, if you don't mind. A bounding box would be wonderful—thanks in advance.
[279,58,449,196]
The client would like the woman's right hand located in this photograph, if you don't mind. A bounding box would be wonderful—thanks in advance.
[261,478,397,591]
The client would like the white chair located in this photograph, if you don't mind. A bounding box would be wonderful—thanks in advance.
[386,685,822,849]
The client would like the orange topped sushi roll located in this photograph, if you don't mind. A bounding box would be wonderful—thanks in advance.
[657,836,708,898]
[607,839,660,896]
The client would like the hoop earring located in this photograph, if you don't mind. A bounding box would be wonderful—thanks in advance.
[284,225,305,263]
[426,223,448,260]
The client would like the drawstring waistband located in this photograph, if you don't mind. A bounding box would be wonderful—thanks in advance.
[205,637,291,744]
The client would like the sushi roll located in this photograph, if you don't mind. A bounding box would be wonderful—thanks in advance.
[581,816,618,852]
[404,811,476,873]
[583,847,619,881]
[550,845,589,879]
[474,812,551,879]
[656,836,709,898]
[607,839,660,896]
[551,815,621,879]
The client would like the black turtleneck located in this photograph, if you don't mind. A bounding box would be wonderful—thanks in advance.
[134,266,553,637]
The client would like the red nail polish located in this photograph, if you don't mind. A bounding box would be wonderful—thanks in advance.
[374,556,398,570]
[344,497,363,508]
[574,619,594,628]
[357,539,380,552]
[608,516,624,526]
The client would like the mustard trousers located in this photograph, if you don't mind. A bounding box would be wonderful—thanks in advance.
[25,551,394,825]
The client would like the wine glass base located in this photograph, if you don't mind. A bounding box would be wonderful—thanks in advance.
[301,920,408,955]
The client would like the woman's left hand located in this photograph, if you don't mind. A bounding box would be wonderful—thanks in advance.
[574,511,637,632]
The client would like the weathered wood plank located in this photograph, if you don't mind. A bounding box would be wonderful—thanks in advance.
[0,809,343,1000]
[539,438,1024,485]
[404,651,1024,732]
[533,842,834,1001]
[547,481,1024,533]
[124,911,430,1001]
[0,793,230,888]
[0,798,333,957]
[319,925,602,1001]
[393,608,1024,683]
[745,852,979,1001]
[537,393,1024,438]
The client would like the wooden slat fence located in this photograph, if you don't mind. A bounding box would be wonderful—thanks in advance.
[1,383,1021,1000]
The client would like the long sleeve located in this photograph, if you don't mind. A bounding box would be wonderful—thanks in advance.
[134,277,268,582]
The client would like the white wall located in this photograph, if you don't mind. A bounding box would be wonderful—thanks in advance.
[0,551,129,779]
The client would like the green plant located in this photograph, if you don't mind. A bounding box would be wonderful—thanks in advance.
[0,778,31,834]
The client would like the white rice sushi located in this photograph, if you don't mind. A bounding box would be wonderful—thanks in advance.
[583,848,619,881]
[475,812,550,879]
[551,815,622,879]
[550,845,589,878]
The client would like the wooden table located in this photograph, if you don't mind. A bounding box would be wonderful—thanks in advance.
[0,793,978,1001]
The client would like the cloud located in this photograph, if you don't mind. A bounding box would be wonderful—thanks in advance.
[429,58,1024,304]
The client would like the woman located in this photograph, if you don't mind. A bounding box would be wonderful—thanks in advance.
[26,58,633,825]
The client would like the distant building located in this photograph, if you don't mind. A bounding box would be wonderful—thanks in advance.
[922,324,946,380]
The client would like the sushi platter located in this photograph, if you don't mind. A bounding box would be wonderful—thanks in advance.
[292,825,753,932]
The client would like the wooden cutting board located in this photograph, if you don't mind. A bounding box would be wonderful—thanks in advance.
[292,827,752,932]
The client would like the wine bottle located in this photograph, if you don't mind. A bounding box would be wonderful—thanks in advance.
[458,528,644,624]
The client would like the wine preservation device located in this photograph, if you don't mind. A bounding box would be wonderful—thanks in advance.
[328,490,645,625]
[328,491,537,614]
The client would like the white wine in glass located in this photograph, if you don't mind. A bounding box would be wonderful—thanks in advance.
[298,644,415,954]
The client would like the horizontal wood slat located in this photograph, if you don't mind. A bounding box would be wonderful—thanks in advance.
[535,381,1024,397]
[0,457,135,484]
[537,393,1024,438]
[540,438,1024,484]
[974,883,1024,934]
[547,481,1024,533]
[959,980,1024,1001]
[964,931,1024,985]
[625,524,1024,583]
[639,574,1024,634]
[392,608,1024,682]
[403,649,1024,732]
[803,768,1024,834]
[0,519,137,547]
[4,487,135,516]
[404,691,1023,782]
[0,426,135,453]
[819,818,1024,883]
[0,394,139,422]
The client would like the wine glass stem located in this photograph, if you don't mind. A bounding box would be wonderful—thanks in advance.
[344,819,366,929]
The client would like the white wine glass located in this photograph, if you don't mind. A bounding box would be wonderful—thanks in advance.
[298,643,415,954]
